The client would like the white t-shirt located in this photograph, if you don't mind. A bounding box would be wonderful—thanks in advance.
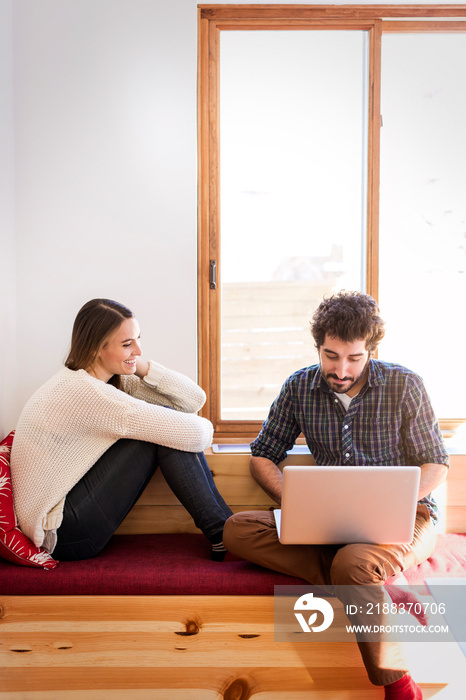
[333,392,357,411]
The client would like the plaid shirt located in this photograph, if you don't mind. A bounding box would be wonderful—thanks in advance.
[250,360,449,520]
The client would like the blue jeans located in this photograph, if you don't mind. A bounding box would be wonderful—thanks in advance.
[53,439,233,560]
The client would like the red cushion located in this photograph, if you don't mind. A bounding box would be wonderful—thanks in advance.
[402,532,466,584]
[0,431,58,570]
[0,532,464,596]
[0,431,16,530]
[0,533,306,595]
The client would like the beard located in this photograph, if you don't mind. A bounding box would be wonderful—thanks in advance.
[322,357,370,395]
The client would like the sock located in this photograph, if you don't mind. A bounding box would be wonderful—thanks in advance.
[209,533,227,562]
[384,674,423,700]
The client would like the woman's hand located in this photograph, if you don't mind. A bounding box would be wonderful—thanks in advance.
[135,357,150,379]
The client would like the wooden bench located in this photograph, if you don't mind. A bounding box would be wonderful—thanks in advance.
[1,449,465,699]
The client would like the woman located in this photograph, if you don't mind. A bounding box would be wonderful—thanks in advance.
[10,299,232,561]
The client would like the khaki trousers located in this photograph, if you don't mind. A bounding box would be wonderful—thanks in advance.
[223,504,436,686]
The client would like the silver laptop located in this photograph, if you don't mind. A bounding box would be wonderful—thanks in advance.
[274,465,421,545]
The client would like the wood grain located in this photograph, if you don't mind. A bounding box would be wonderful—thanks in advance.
[1,595,461,696]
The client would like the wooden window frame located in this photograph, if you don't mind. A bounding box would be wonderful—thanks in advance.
[197,4,466,437]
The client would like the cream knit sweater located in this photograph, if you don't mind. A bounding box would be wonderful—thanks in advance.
[10,361,213,549]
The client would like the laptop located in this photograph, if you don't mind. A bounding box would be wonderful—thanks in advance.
[274,465,421,545]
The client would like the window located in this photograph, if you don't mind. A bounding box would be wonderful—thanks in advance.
[378,31,466,422]
[220,30,368,422]
[198,5,466,437]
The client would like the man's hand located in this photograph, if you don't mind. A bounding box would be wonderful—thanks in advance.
[250,456,284,504]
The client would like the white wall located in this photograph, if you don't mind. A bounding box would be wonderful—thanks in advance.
[9,0,200,429]
[1,0,461,434]
[0,0,16,437]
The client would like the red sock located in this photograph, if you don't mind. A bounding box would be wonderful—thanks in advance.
[384,674,423,700]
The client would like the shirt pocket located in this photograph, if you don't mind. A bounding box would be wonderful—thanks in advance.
[353,418,404,465]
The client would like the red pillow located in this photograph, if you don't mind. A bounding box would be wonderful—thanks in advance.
[0,431,58,569]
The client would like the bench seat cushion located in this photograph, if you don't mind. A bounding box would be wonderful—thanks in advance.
[402,532,466,583]
[0,532,465,596]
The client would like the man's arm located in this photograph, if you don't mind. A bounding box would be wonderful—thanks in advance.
[401,373,450,493]
[418,462,448,500]
[250,456,284,505]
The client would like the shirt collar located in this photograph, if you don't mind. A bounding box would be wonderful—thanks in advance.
[366,359,386,388]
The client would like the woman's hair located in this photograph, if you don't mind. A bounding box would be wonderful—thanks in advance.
[65,299,134,387]
[310,290,385,354]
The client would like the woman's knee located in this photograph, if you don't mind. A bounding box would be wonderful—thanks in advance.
[109,439,159,470]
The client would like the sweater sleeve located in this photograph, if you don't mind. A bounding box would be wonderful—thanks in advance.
[86,374,213,453]
[123,401,213,453]
[120,361,206,413]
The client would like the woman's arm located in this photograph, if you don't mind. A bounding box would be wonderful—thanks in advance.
[135,357,150,379]
[122,358,206,413]
[84,371,214,452]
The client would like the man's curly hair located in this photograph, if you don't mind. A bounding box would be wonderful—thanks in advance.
[311,291,385,354]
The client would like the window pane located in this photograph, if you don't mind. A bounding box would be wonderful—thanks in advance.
[379,33,466,419]
[220,31,368,420]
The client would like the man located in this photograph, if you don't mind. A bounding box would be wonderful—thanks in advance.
[223,291,449,700]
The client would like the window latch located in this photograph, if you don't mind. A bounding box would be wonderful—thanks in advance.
[210,260,217,289]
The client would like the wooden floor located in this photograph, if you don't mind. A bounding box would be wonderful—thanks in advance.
[1,594,464,699]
